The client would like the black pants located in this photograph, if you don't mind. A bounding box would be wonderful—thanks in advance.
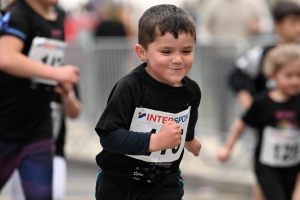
[95,170,184,200]
[255,162,299,200]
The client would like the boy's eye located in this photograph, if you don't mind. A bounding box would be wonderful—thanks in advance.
[161,51,171,54]
[182,50,191,54]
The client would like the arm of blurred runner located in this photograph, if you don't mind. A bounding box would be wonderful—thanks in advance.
[238,90,253,110]
[217,119,246,162]
[0,35,78,84]
[55,83,81,118]
[292,173,300,200]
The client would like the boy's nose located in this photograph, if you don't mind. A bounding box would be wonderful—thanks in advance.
[171,56,183,64]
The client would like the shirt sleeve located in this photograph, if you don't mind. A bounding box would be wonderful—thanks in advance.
[241,99,261,127]
[95,75,155,154]
[99,129,152,155]
[228,46,264,94]
[95,76,139,132]
[186,114,198,141]
[228,67,256,94]
[235,46,263,79]
[1,9,29,41]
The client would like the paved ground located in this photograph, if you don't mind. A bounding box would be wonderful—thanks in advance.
[1,159,252,200]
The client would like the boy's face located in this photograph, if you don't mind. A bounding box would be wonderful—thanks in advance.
[276,15,300,43]
[138,32,195,86]
[273,61,300,96]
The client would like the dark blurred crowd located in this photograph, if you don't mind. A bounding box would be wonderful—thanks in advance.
[63,0,136,43]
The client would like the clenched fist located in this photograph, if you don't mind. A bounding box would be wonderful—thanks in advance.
[149,121,182,152]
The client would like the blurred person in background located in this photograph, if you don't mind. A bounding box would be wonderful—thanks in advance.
[7,3,81,200]
[219,44,300,200]
[0,0,78,199]
[228,1,300,199]
[200,0,261,40]
[229,1,300,110]
[86,0,104,10]
[62,0,101,44]
[94,1,126,37]
[10,86,81,200]
[94,0,136,37]
[63,10,98,44]
[93,0,136,85]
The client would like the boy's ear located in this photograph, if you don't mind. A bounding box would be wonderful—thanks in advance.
[135,44,147,62]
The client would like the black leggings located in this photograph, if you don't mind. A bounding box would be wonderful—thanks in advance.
[95,170,184,200]
[255,162,299,200]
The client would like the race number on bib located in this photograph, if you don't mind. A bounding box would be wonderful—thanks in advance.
[127,107,190,163]
[260,126,300,167]
[29,37,67,85]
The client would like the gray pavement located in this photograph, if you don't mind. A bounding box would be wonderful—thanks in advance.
[1,159,252,200]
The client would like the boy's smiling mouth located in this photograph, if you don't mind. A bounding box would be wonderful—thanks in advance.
[169,67,184,72]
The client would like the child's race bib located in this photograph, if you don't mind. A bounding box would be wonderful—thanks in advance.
[28,37,67,85]
[127,107,190,163]
[260,126,300,167]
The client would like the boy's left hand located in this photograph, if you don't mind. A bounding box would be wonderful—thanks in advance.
[184,137,201,157]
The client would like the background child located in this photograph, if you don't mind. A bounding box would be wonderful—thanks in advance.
[0,0,78,199]
[229,1,300,110]
[94,4,201,200]
[10,85,81,200]
[218,44,300,200]
[228,2,300,199]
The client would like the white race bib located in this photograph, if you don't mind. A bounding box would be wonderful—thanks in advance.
[28,37,67,85]
[260,126,300,167]
[127,107,190,163]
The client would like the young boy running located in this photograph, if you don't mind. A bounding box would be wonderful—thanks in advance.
[94,4,201,200]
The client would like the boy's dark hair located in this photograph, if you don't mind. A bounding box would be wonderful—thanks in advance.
[272,1,300,23]
[138,4,196,49]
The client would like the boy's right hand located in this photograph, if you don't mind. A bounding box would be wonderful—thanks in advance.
[217,146,230,162]
[53,65,79,84]
[149,121,182,152]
